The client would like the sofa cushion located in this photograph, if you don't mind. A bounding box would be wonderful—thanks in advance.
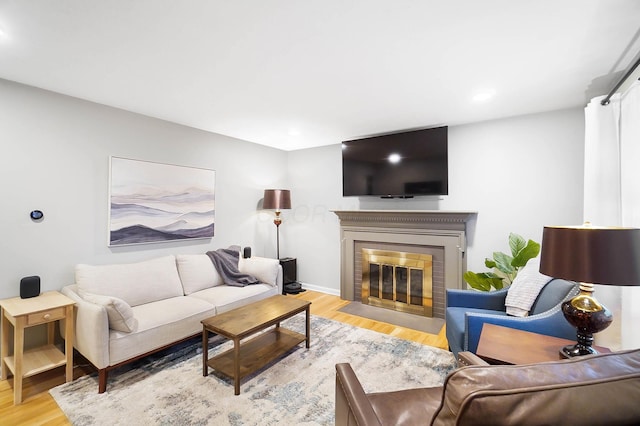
[109,296,215,365]
[176,254,223,295]
[238,256,279,286]
[75,255,183,307]
[432,348,640,426]
[529,278,576,315]
[188,283,278,314]
[80,292,138,333]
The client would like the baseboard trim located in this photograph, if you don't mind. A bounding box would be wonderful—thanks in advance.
[299,282,340,296]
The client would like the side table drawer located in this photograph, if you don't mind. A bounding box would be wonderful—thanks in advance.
[27,307,65,326]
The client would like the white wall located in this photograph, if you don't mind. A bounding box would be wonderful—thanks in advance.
[284,145,356,294]
[0,79,288,300]
[0,77,586,302]
[284,108,585,293]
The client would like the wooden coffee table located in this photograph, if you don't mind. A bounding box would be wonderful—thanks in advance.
[201,295,311,395]
[476,323,610,364]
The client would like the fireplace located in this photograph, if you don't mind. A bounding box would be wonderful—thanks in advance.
[362,248,433,317]
[333,210,476,319]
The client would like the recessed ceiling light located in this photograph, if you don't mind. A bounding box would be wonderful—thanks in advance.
[472,90,496,102]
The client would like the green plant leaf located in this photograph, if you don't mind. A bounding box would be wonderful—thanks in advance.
[509,233,527,257]
[484,272,505,290]
[464,271,490,291]
[493,278,505,290]
[465,232,540,291]
[492,251,515,275]
[511,239,541,267]
[503,271,517,286]
[464,271,503,292]
[492,269,508,280]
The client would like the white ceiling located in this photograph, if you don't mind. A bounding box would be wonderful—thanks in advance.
[0,1,639,151]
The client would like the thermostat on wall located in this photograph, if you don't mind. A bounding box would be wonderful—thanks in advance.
[30,210,44,220]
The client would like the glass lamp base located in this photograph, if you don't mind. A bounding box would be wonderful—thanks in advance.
[560,343,599,359]
[561,283,613,358]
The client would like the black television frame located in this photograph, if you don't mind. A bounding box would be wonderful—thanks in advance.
[341,126,448,198]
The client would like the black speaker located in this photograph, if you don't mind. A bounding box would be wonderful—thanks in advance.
[20,276,41,299]
[243,246,252,259]
[279,258,297,285]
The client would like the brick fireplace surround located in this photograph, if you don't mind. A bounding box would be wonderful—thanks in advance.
[333,210,476,319]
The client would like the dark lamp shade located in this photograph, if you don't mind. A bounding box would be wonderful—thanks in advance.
[263,189,291,211]
[540,225,640,286]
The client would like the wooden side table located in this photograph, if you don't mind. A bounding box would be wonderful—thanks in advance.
[476,323,610,365]
[0,290,75,404]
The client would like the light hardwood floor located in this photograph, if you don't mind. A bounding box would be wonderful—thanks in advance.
[0,290,449,425]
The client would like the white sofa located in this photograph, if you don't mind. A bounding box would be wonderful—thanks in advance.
[61,253,282,393]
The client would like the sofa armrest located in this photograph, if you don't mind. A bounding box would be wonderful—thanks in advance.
[238,256,283,294]
[446,288,508,311]
[61,285,111,369]
[335,363,382,426]
[457,351,489,367]
[275,264,283,295]
[464,305,575,353]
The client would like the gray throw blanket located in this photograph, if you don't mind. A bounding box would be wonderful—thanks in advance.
[206,245,260,287]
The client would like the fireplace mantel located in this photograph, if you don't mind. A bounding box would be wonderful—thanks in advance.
[333,210,476,230]
[333,210,477,318]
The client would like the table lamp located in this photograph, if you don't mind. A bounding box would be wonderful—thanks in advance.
[262,189,291,259]
[539,223,640,357]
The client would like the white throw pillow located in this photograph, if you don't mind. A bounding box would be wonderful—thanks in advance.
[80,291,138,333]
[75,255,183,307]
[238,256,279,286]
[176,254,223,295]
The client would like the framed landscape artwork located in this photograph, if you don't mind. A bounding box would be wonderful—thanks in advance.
[108,157,215,246]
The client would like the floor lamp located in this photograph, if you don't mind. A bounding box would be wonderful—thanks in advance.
[263,189,291,259]
[539,223,640,357]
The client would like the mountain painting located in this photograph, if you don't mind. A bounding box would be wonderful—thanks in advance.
[109,157,215,246]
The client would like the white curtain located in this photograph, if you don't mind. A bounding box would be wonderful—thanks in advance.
[620,82,640,227]
[584,94,621,225]
[584,80,640,350]
[620,82,640,349]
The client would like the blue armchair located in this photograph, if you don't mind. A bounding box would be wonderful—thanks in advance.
[445,278,579,356]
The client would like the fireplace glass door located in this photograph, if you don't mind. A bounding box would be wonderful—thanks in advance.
[361,249,433,317]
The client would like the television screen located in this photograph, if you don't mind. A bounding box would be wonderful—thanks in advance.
[342,126,448,197]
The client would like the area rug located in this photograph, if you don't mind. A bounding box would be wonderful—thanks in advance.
[50,316,456,426]
[338,302,445,335]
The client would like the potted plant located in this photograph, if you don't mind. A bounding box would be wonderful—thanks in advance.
[463,233,540,291]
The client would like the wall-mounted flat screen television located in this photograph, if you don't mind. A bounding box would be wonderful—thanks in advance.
[342,126,448,197]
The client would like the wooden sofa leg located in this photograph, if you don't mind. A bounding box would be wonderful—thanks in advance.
[98,369,108,393]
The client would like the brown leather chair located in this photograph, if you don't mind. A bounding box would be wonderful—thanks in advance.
[335,349,640,425]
